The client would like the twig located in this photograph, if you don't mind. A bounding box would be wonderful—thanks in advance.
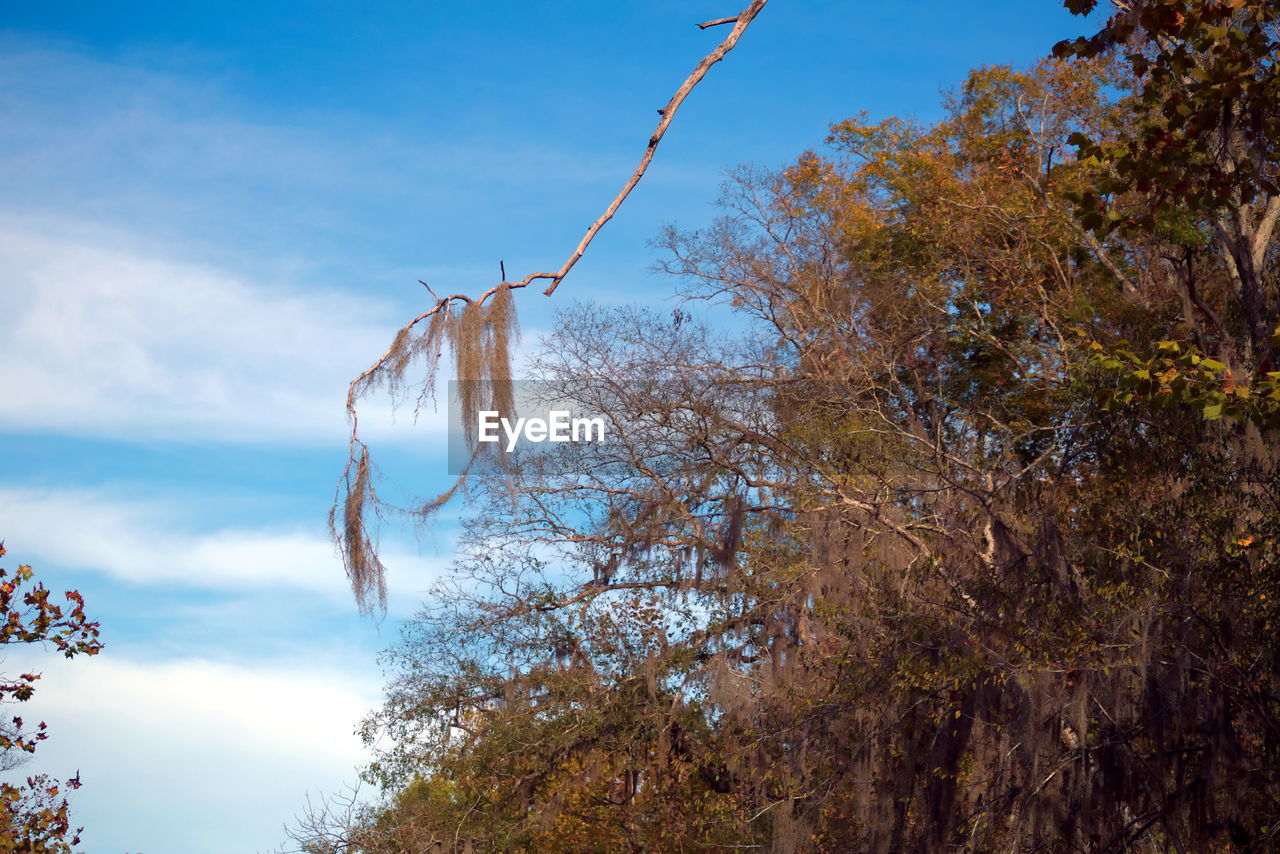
[699,16,740,29]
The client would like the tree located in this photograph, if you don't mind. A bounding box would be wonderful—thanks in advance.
[1056,0,1280,363]
[311,2,1280,851]
[0,543,103,853]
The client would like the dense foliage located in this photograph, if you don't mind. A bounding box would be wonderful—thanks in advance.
[305,2,1280,851]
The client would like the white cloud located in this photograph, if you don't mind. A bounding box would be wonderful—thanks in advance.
[0,485,450,604]
[0,219,448,444]
[0,652,381,854]
[0,41,607,448]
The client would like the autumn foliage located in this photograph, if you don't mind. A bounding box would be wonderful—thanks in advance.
[0,543,102,852]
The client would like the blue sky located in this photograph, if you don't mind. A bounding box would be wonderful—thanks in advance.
[0,2,1102,851]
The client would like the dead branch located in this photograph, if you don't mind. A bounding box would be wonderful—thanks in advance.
[345,0,771,418]
[544,0,769,296]
[337,2,772,612]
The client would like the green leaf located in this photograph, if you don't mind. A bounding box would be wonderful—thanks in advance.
[1204,402,1224,419]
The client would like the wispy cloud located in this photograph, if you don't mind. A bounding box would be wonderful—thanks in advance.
[0,40,583,447]
[0,485,449,603]
[0,40,645,276]
[0,219,454,444]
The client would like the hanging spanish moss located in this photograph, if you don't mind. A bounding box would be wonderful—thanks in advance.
[334,284,520,613]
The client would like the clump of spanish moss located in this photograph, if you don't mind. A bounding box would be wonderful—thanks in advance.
[331,444,387,615]
[336,286,521,613]
[486,285,519,422]
[450,287,521,443]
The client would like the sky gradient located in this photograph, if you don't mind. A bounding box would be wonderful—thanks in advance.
[0,3,1103,851]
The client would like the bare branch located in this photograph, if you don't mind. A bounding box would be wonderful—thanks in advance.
[346,0,772,419]
[335,4,774,611]
[541,0,770,296]
[346,1,772,416]
[699,16,740,29]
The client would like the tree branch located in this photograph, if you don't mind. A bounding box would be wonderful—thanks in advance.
[346,0,773,424]
[541,0,770,296]
[337,5,772,611]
